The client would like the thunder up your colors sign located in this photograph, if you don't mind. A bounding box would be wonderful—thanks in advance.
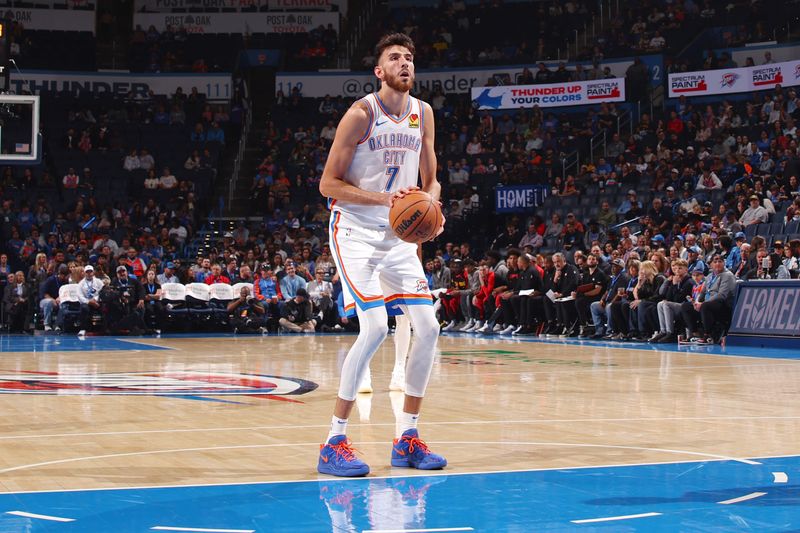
[471,78,625,110]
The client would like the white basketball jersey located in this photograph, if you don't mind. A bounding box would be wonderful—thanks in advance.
[332,93,424,227]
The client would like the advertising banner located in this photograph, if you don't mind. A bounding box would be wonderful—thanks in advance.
[495,185,549,214]
[137,0,254,9]
[668,59,800,97]
[133,11,338,33]
[729,281,800,337]
[471,78,625,110]
[8,70,233,101]
[4,0,91,6]
[135,0,345,14]
[267,0,344,12]
[276,56,661,98]
[3,7,95,33]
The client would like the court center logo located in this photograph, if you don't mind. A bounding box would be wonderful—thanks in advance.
[0,371,318,403]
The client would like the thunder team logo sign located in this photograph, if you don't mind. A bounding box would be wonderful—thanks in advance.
[0,371,318,403]
[720,72,739,88]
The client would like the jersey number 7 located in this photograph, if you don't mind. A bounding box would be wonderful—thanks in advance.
[384,166,400,192]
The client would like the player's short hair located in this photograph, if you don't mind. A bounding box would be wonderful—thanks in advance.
[375,33,416,63]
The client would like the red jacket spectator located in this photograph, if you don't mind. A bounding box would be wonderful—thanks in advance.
[667,113,684,136]
[205,274,231,285]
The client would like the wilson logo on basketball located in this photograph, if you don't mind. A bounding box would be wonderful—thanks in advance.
[396,209,422,232]
[0,371,318,403]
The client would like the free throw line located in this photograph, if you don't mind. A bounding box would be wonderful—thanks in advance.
[571,512,662,524]
[5,510,75,522]
[717,492,767,505]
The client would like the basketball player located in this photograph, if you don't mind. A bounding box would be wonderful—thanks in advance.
[317,32,446,477]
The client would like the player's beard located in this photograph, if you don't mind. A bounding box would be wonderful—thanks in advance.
[383,70,414,92]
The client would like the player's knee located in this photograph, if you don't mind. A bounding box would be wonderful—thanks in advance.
[413,314,440,343]
[363,319,389,344]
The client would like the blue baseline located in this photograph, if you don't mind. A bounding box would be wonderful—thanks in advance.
[442,331,800,360]
[0,335,169,353]
[1,456,799,532]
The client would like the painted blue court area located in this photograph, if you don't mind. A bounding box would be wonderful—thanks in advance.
[1,456,799,532]
[0,335,168,353]
[443,331,800,361]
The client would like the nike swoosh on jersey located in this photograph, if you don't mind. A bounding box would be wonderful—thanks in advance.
[375,119,388,127]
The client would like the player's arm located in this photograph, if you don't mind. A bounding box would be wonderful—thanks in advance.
[319,102,392,207]
[418,101,441,202]
[418,101,444,239]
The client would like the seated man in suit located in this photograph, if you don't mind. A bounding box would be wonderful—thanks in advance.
[3,271,30,333]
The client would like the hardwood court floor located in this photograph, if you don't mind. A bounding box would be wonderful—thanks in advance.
[0,332,799,496]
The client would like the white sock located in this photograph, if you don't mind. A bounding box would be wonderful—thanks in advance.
[396,411,419,438]
[327,415,348,443]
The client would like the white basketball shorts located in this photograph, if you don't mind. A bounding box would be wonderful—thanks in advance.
[329,209,433,317]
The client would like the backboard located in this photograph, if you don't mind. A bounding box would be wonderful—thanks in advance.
[0,94,41,164]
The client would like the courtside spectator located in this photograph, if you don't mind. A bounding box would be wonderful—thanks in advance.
[279,288,316,333]
[39,264,70,332]
[76,265,104,336]
[680,255,736,344]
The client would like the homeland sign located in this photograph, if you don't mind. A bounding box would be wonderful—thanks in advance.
[9,70,233,101]
[495,185,549,214]
[133,11,338,33]
[471,78,625,110]
[668,59,800,97]
[3,7,95,33]
[729,281,800,337]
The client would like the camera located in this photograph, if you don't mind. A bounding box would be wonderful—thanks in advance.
[761,257,770,270]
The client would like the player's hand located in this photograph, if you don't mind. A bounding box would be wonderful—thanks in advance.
[389,186,421,207]
[432,211,446,239]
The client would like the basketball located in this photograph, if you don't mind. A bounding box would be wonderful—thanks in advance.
[389,190,442,243]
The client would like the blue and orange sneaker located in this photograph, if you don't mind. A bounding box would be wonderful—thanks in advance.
[391,429,447,470]
[318,435,370,477]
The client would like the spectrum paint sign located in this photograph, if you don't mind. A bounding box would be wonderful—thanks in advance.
[668,59,800,97]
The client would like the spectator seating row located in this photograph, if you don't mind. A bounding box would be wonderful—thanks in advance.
[56,282,254,332]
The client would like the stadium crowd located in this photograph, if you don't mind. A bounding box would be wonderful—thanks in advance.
[3,1,800,344]
[0,82,249,335]
[5,69,800,344]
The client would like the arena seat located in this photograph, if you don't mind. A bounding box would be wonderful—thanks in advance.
[57,284,82,332]
[185,283,213,324]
